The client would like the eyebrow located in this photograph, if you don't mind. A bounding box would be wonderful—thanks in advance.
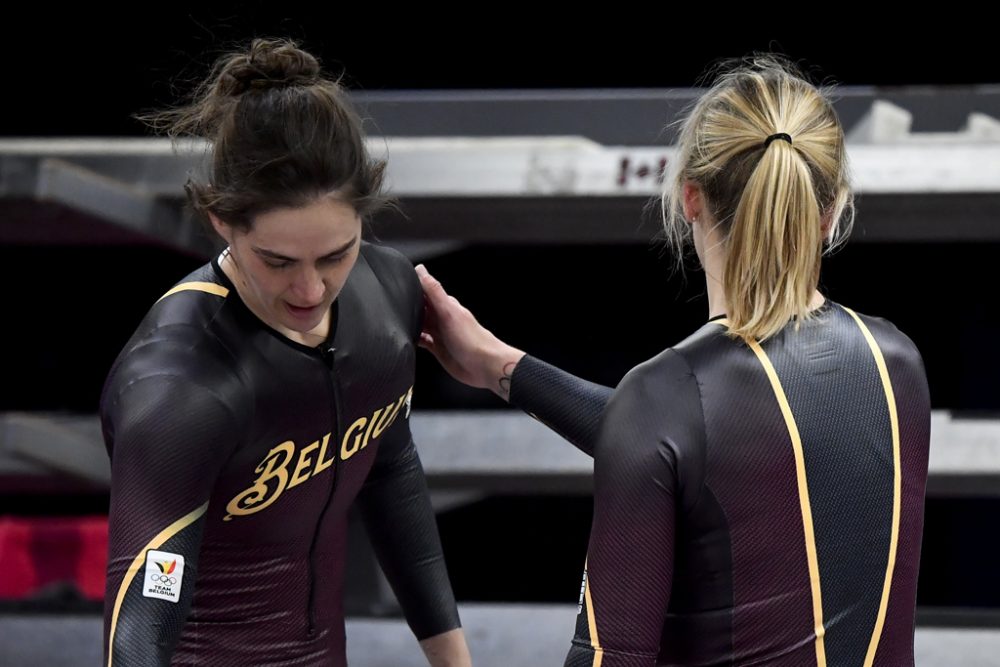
[252,236,359,263]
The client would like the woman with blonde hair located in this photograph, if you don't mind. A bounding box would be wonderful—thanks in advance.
[417,56,930,666]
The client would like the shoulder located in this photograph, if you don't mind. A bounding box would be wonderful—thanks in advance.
[357,241,422,333]
[601,348,703,451]
[131,262,234,353]
[360,241,415,281]
[102,264,247,430]
[830,302,924,371]
[618,348,696,397]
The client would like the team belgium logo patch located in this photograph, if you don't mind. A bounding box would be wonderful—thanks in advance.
[143,550,185,603]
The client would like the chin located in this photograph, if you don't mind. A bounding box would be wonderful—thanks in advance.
[286,318,324,334]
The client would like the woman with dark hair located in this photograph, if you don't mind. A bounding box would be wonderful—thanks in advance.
[417,56,930,666]
[101,39,471,667]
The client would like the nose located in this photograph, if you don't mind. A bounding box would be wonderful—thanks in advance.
[289,266,326,305]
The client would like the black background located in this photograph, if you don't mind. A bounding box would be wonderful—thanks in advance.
[3,6,996,136]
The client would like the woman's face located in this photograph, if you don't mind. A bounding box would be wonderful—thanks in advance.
[214,197,362,335]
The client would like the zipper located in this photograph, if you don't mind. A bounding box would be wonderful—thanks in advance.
[307,345,341,636]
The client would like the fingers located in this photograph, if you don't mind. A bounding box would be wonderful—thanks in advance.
[416,264,470,328]
[415,264,447,303]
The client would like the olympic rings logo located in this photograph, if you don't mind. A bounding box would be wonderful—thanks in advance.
[150,574,177,585]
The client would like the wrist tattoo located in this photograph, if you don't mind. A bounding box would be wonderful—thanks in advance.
[497,360,517,398]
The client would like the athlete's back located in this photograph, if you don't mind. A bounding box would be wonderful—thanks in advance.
[566,302,929,666]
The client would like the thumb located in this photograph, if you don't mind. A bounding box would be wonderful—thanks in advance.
[415,264,448,303]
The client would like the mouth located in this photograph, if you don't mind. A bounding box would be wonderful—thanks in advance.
[284,302,322,319]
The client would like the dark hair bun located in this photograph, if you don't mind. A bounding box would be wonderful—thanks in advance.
[219,38,321,95]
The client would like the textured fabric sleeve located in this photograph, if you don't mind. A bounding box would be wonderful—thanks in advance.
[565,351,703,667]
[102,375,240,667]
[509,355,614,457]
[354,394,461,640]
[355,245,461,640]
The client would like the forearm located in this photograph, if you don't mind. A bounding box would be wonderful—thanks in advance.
[487,344,525,402]
[104,504,207,667]
[358,444,461,639]
[419,628,473,667]
[508,355,614,457]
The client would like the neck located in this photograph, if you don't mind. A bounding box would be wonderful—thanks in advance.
[701,239,729,320]
[701,247,826,320]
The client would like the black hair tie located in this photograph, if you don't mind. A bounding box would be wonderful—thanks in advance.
[764,133,793,148]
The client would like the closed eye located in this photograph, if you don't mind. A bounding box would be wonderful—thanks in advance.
[263,255,345,270]
[263,259,292,269]
[253,236,357,269]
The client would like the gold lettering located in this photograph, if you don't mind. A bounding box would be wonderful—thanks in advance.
[313,433,334,474]
[372,394,407,439]
[224,442,295,521]
[222,388,415,522]
[341,417,368,461]
[361,408,384,451]
[288,441,320,489]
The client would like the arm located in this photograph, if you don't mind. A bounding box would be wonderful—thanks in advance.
[354,413,470,667]
[416,264,612,456]
[102,374,239,667]
[565,353,700,666]
[353,250,470,666]
[509,355,613,457]
[418,629,473,667]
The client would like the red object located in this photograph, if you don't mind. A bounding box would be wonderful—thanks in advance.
[0,516,108,600]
